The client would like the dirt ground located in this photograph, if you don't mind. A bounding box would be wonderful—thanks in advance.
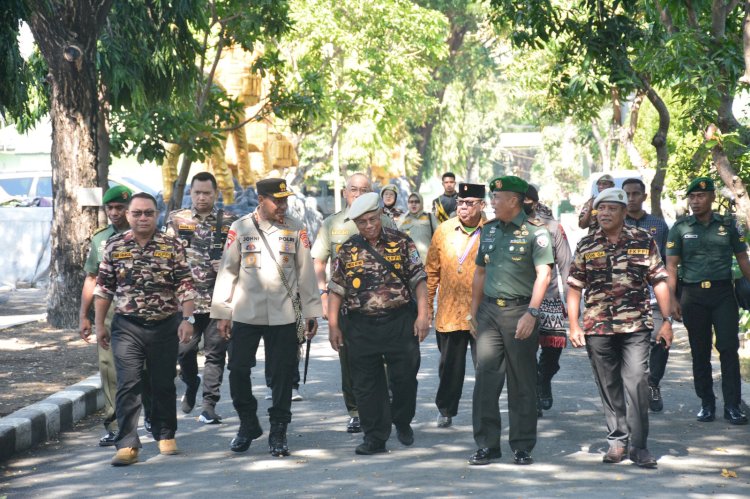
[0,288,98,417]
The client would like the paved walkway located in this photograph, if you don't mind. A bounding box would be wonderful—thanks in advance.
[1,322,749,498]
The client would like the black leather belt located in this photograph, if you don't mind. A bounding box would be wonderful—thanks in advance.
[118,313,177,327]
[682,280,732,289]
[483,296,531,307]
[348,305,410,324]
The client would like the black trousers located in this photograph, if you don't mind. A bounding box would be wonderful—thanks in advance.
[265,346,301,390]
[681,285,742,408]
[227,322,297,426]
[435,330,476,417]
[178,313,228,409]
[648,310,669,387]
[473,302,539,453]
[585,331,650,449]
[537,346,562,380]
[343,307,420,443]
[111,314,179,449]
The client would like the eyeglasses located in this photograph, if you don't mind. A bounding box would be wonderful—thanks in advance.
[408,200,420,204]
[129,210,156,218]
[457,200,481,207]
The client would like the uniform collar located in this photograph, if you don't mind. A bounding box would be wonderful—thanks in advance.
[506,210,527,229]
[253,210,280,233]
[685,212,721,226]
[455,214,486,234]
[191,206,218,221]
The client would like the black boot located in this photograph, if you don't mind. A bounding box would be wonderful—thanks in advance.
[269,422,289,457]
[538,371,553,411]
[230,413,262,453]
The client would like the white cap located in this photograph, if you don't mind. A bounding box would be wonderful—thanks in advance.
[346,192,381,221]
[593,187,627,209]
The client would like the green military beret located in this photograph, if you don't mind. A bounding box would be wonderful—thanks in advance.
[488,175,528,194]
[102,185,132,205]
[686,177,715,194]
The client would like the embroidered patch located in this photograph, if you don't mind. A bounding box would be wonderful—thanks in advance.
[178,224,195,231]
[345,260,364,269]
[627,249,649,255]
[300,229,310,249]
[226,230,237,248]
[154,251,173,258]
[667,241,675,248]
[536,235,549,248]
[352,277,361,289]
[584,251,606,260]
[112,252,133,259]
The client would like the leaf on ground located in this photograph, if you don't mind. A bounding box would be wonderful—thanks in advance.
[721,469,737,478]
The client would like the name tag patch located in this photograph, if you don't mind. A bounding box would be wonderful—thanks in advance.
[113,252,133,259]
[627,249,649,255]
[154,251,173,258]
[585,251,606,260]
[345,260,364,269]
[683,234,698,239]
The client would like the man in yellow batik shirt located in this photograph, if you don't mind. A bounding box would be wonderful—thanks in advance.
[425,182,486,428]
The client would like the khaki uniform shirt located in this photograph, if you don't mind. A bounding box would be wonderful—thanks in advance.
[397,210,438,263]
[475,211,554,299]
[328,228,427,316]
[568,225,668,335]
[165,207,237,314]
[666,213,747,283]
[425,217,483,332]
[311,209,397,273]
[210,211,323,325]
[84,224,122,274]
[94,231,197,321]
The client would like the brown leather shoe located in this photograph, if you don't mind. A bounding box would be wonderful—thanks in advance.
[158,438,179,455]
[602,443,626,463]
[111,447,139,466]
[629,447,657,468]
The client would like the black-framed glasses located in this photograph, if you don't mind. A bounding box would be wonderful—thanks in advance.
[457,200,481,207]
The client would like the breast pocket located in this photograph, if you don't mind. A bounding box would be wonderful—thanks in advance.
[241,250,261,270]
[625,255,649,283]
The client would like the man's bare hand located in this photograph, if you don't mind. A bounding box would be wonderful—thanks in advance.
[96,325,110,350]
[414,313,430,342]
[569,323,585,348]
[218,319,232,340]
[329,324,343,352]
[515,312,536,340]
[178,322,193,344]
[655,322,673,349]
[672,301,683,322]
[79,317,93,343]
[305,318,318,340]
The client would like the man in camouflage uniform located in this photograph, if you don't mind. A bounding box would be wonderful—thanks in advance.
[165,172,237,424]
[468,176,553,466]
[79,185,132,446]
[95,192,197,466]
[327,192,430,455]
[312,172,396,433]
[567,187,673,468]
[211,178,322,456]
[578,174,615,233]
[666,177,750,425]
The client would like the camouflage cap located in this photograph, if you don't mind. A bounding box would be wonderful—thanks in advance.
[598,174,615,184]
[686,176,715,195]
[102,185,132,205]
[346,192,381,221]
[593,187,627,208]
[488,175,528,194]
[257,178,293,198]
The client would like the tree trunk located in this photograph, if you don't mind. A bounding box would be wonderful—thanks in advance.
[639,76,669,218]
[97,81,112,226]
[620,90,647,171]
[713,146,750,225]
[25,0,114,327]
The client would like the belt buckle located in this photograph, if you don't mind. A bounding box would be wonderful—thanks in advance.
[496,298,506,307]
[701,281,711,289]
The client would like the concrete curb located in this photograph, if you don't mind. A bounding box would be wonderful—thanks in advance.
[0,374,102,462]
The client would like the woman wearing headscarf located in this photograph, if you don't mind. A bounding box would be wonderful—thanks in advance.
[396,192,438,263]
[380,184,403,220]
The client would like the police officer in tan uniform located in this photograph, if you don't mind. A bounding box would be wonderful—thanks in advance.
[211,178,323,456]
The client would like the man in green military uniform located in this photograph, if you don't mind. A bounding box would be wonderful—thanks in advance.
[666,177,750,425]
[79,185,132,446]
[311,172,396,433]
[468,176,553,466]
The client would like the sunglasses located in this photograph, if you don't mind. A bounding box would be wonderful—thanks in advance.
[129,210,157,218]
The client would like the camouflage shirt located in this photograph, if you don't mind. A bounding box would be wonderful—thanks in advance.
[328,227,427,315]
[568,225,668,335]
[94,231,197,321]
[164,207,237,313]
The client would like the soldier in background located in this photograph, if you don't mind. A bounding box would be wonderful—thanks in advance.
[666,177,750,425]
[95,192,197,466]
[79,186,132,446]
[211,179,322,456]
[568,187,673,468]
[432,172,458,223]
[165,172,237,424]
[311,173,396,433]
[579,174,615,233]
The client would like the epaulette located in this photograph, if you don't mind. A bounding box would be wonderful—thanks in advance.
[673,216,691,226]
[93,226,109,236]
[527,217,545,227]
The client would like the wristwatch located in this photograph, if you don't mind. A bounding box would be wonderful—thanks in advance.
[319,289,328,296]
[664,316,674,325]
[182,315,195,325]
[465,314,473,322]
[527,307,540,318]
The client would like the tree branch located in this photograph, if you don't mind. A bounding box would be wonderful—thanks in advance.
[653,0,677,34]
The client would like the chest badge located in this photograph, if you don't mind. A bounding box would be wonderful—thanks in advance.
[717,226,727,236]
[484,254,490,264]
[352,277,361,289]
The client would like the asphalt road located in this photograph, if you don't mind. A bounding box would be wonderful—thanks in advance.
[1,322,749,498]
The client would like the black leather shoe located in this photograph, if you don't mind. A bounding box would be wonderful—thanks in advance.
[697,406,716,422]
[180,376,200,414]
[436,414,452,428]
[539,377,553,410]
[347,416,362,433]
[396,425,414,446]
[143,417,152,433]
[648,385,664,412]
[99,431,117,447]
[629,447,657,468]
[468,448,501,465]
[355,438,387,455]
[269,422,290,457]
[724,406,749,425]
[230,424,263,453]
[513,450,534,465]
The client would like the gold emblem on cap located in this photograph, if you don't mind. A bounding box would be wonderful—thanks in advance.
[463,185,468,191]
[495,179,502,189]
[121,192,128,199]
[699,181,706,189]
[280,182,287,191]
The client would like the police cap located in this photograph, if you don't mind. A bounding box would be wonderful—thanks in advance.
[257,178,293,198]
